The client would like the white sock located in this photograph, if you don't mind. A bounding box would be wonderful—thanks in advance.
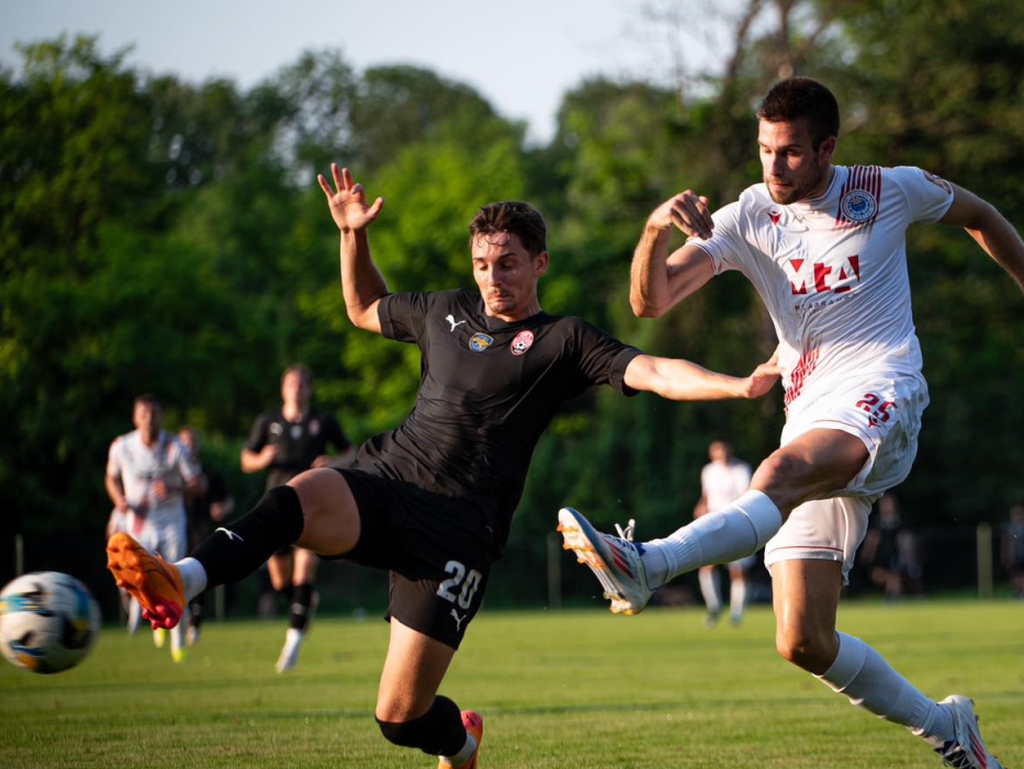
[170,621,186,656]
[698,569,722,614]
[127,596,141,633]
[284,627,304,647]
[729,577,746,620]
[442,732,478,767]
[816,632,952,749]
[176,557,208,602]
[640,491,782,587]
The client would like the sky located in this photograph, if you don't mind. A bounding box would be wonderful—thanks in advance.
[0,0,727,145]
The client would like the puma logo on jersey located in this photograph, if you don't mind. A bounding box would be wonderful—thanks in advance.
[445,314,466,332]
[215,527,244,543]
[450,609,466,631]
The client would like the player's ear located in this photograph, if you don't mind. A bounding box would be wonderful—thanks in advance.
[819,135,837,163]
[533,250,549,277]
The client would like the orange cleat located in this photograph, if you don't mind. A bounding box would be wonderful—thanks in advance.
[106,532,185,630]
[439,710,484,769]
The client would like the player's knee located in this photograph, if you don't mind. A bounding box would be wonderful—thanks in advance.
[775,625,835,674]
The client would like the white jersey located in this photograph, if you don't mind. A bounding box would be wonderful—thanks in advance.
[701,459,752,513]
[693,165,954,416]
[106,429,199,522]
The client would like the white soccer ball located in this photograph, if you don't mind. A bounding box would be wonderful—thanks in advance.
[0,571,101,674]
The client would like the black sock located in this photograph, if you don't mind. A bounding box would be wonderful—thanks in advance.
[290,583,315,631]
[191,486,305,588]
[376,695,465,755]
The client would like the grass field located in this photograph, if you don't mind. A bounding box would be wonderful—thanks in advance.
[1,599,1021,768]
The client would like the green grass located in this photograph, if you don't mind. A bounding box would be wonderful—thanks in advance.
[1,600,1021,768]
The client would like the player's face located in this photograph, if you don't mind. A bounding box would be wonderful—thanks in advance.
[280,371,310,408]
[132,402,161,441]
[471,232,548,322]
[178,429,196,454]
[758,118,835,205]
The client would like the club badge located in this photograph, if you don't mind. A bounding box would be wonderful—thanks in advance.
[510,330,534,356]
[468,333,494,352]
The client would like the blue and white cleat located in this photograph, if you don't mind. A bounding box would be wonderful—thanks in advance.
[936,695,1005,769]
[557,507,653,615]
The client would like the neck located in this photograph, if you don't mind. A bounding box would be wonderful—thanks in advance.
[283,404,306,421]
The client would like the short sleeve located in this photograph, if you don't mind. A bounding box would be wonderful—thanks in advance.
[688,200,748,276]
[378,292,433,343]
[573,319,644,395]
[888,166,955,224]
[244,413,272,452]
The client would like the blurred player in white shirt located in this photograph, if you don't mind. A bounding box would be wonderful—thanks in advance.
[105,394,202,662]
[561,76,1024,769]
[694,440,753,626]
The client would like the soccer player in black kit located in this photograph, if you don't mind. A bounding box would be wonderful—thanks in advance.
[241,364,353,671]
[107,164,780,769]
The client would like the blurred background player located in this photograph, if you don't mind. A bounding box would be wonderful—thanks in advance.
[694,440,754,626]
[1001,502,1024,599]
[858,493,923,600]
[105,394,202,662]
[178,426,235,647]
[240,364,354,671]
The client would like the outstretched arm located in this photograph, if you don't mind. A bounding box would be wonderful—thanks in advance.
[623,352,780,402]
[941,183,1024,293]
[317,163,388,332]
[630,191,717,318]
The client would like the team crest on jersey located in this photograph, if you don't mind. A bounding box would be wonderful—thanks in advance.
[468,333,494,352]
[510,330,534,356]
[839,189,877,223]
[308,419,320,437]
[924,171,953,194]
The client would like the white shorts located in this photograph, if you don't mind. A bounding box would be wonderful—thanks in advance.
[127,510,188,562]
[764,371,929,581]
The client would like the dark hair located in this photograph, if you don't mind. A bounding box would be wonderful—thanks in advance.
[134,393,161,410]
[757,77,840,150]
[469,201,547,256]
[281,364,313,387]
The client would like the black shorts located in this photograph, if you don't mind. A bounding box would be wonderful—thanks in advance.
[328,468,492,649]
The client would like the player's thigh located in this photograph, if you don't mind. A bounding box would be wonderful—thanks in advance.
[752,428,869,511]
[376,617,456,722]
[777,372,928,502]
[160,517,189,562]
[288,467,361,556]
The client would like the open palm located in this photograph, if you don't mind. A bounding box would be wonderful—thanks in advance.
[317,162,385,232]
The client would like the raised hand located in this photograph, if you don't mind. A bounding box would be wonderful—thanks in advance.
[317,163,385,233]
[649,190,714,240]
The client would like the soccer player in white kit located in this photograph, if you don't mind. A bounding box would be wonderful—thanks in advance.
[105,394,202,662]
[694,440,753,626]
[559,77,1024,769]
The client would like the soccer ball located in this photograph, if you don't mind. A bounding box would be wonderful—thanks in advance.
[0,571,101,674]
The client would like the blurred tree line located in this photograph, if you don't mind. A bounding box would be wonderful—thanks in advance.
[2,0,1023,610]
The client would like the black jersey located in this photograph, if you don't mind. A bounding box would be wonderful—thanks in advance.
[244,408,351,490]
[350,288,643,554]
